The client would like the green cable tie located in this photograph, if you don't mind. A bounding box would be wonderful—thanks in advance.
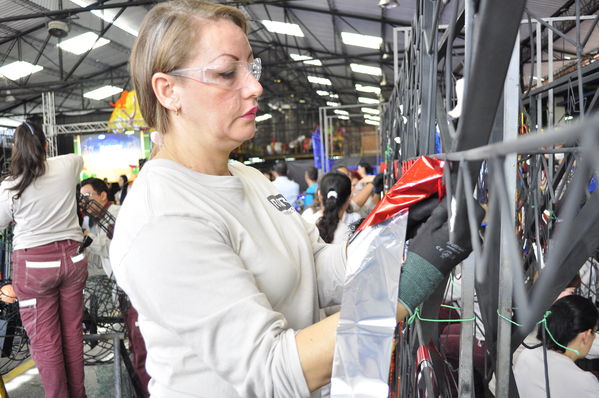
[407,308,419,325]
[440,304,462,311]
[496,309,523,327]
[538,311,580,356]
[408,306,475,324]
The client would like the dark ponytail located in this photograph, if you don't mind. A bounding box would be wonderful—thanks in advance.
[537,295,599,352]
[8,121,47,199]
[316,172,352,243]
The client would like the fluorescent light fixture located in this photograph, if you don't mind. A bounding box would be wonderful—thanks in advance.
[327,101,340,107]
[365,115,381,121]
[290,54,323,66]
[341,32,383,49]
[308,76,332,85]
[337,115,349,120]
[350,63,382,76]
[358,97,379,104]
[125,130,135,135]
[261,20,304,37]
[290,54,311,61]
[58,32,110,55]
[316,90,330,96]
[83,85,123,100]
[304,59,323,66]
[256,113,273,122]
[334,110,349,115]
[0,61,43,80]
[362,107,380,115]
[365,120,380,126]
[70,0,138,36]
[565,56,572,60]
[355,84,381,94]
[329,93,339,98]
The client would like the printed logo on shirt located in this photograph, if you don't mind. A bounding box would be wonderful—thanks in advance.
[267,194,294,214]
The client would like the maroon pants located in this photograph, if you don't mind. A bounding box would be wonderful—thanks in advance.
[120,297,150,397]
[13,240,88,398]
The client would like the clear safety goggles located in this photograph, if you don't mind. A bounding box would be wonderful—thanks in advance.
[168,58,262,90]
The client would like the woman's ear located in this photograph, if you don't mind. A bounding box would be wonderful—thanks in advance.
[152,72,180,113]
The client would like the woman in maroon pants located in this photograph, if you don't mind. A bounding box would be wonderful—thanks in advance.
[0,121,87,398]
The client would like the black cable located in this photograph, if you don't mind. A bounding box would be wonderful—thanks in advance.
[541,325,551,398]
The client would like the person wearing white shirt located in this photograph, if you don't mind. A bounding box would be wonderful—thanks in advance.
[272,160,300,206]
[514,295,599,398]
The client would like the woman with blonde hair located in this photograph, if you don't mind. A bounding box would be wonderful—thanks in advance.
[110,1,475,396]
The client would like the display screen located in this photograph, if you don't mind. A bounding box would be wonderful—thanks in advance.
[77,132,145,181]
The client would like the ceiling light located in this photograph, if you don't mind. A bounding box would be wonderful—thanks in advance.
[355,84,381,94]
[0,61,43,80]
[351,63,382,76]
[256,113,273,122]
[261,20,304,37]
[362,107,380,115]
[304,59,323,66]
[308,76,332,85]
[334,110,349,115]
[337,115,349,120]
[341,32,383,49]
[290,54,311,61]
[58,32,110,55]
[365,120,380,126]
[327,101,340,107]
[70,0,138,36]
[316,90,330,96]
[329,93,339,98]
[365,115,381,121]
[358,97,379,104]
[83,85,123,100]
[378,0,399,9]
[290,53,322,66]
[565,56,572,60]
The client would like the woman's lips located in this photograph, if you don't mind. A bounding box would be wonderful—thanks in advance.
[241,106,258,119]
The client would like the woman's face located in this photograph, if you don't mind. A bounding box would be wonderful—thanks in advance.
[174,20,263,152]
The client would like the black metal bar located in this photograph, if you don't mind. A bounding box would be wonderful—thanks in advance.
[0,0,155,24]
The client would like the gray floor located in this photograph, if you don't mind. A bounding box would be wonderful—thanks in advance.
[5,360,135,397]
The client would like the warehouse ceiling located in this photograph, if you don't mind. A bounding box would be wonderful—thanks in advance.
[0,0,597,126]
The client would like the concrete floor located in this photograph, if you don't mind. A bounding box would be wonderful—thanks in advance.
[4,359,135,397]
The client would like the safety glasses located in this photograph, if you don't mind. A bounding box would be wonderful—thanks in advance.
[168,58,261,90]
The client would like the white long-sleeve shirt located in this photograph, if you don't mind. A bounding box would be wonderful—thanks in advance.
[110,159,346,398]
[0,154,83,249]
[514,346,599,397]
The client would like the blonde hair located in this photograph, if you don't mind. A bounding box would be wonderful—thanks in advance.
[130,0,247,134]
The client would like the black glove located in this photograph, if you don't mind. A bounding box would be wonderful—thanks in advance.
[372,173,384,193]
[405,196,440,240]
[408,198,482,276]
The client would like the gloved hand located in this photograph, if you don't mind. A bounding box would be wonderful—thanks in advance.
[372,173,384,193]
[405,196,440,240]
[398,197,484,313]
[408,199,474,275]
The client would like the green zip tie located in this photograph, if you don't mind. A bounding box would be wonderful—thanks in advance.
[496,309,580,356]
[406,307,475,325]
[539,311,580,356]
[496,309,523,327]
